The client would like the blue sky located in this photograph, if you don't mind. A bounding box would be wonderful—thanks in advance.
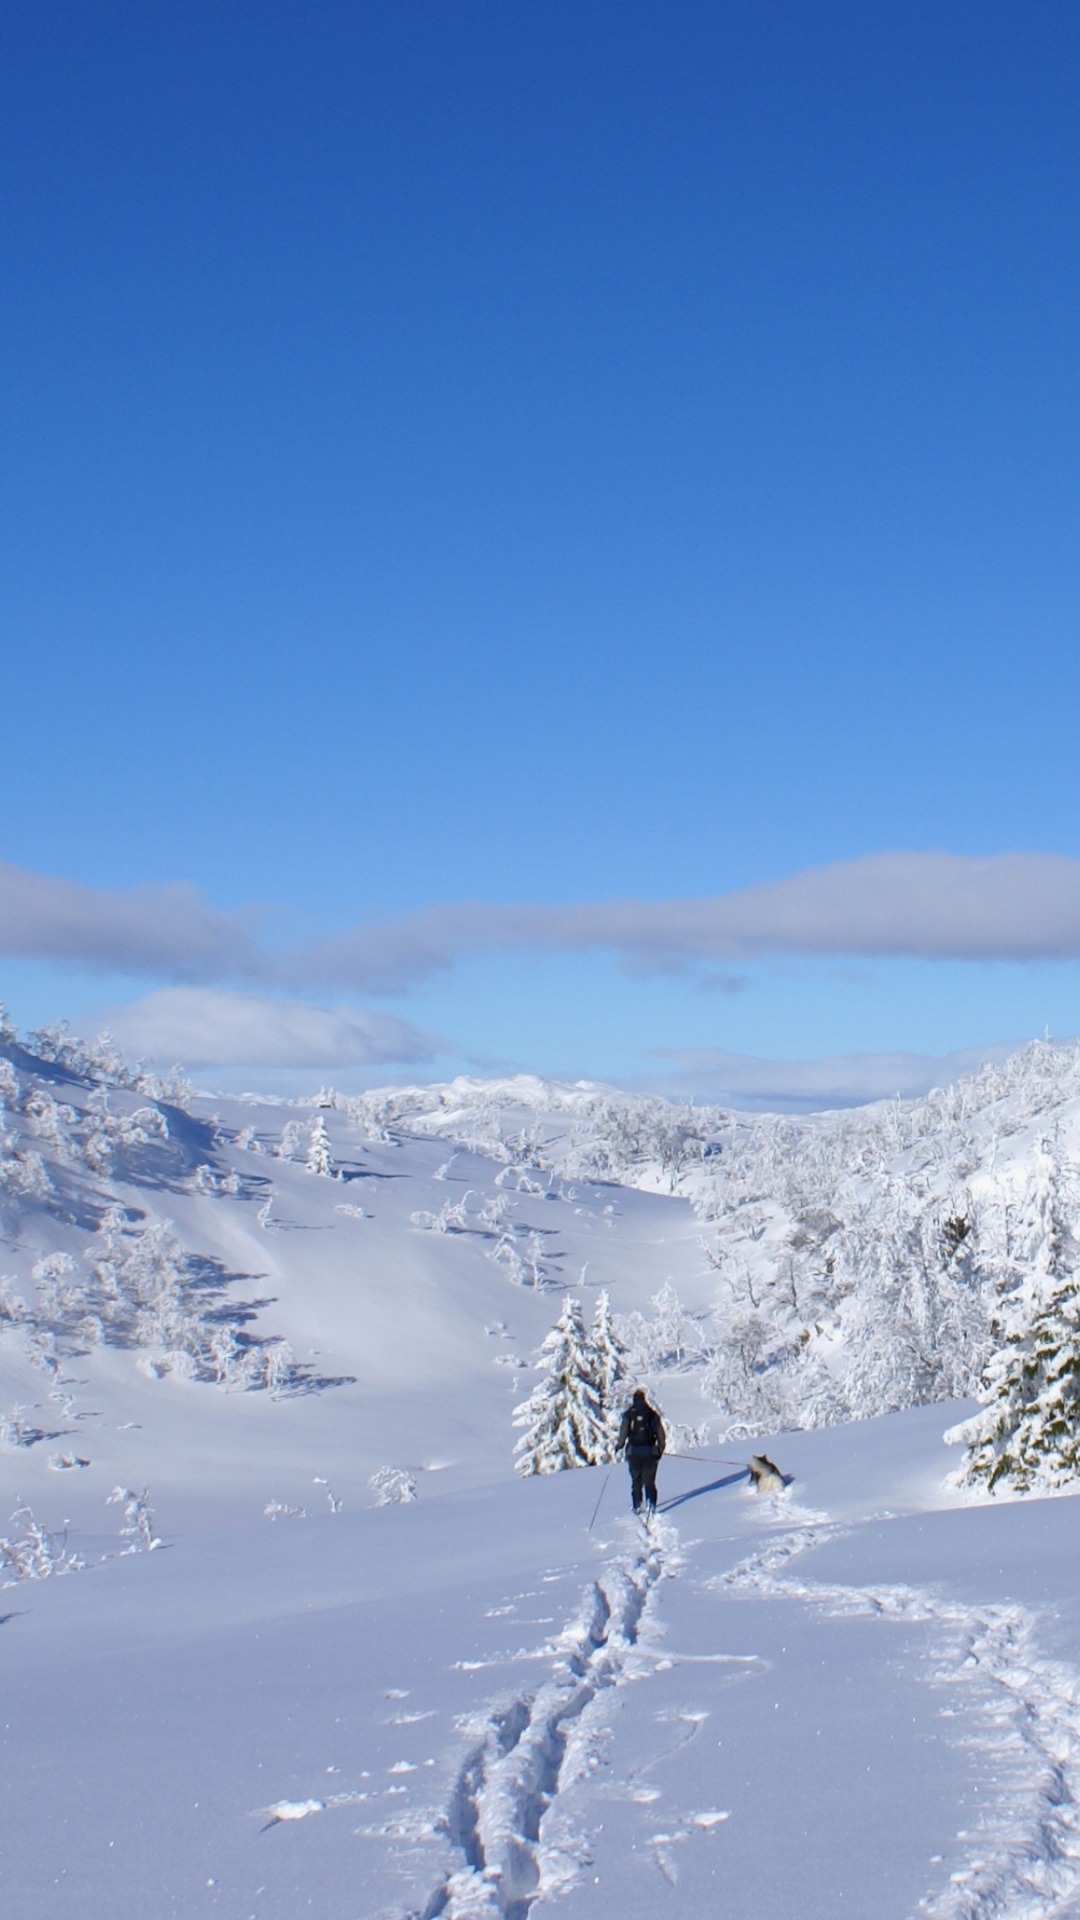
[3,2,1080,1106]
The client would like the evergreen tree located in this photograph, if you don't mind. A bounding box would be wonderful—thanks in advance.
[513,1297,608,1475]
[957,1273,1080,1491]
[306,1115,335,1178]
[952,1133,1080,1491]
[590,1289,628,1449]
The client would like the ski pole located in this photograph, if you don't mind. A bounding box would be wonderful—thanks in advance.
[587,1461,614,1533]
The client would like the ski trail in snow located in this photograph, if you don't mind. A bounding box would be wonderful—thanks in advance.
[716,1510,1080,1920]
[423,1520,677,1920]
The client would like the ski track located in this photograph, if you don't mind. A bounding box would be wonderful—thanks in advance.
[716,1508,1080,1920]
[418,1520,676,1920]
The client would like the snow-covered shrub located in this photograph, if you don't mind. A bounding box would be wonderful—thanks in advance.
[277,1121,304,1161]
[0,1406,41,1448]
[262,1339,298,1398]
[25,1328,59,1377]
[0,1145,52,1200]
[82,1095,168,1177]
[0,1275,26,1323]
[264,1498,306,1520]
[107,1485,160,1552]
[32,1251,81,1320]
[368,1466,418,1505]
[22,1089,76,1151]
[488,1233,527,1283]
[0,1499,83,1580]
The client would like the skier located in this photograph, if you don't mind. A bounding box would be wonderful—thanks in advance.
[616,1387,665,1515]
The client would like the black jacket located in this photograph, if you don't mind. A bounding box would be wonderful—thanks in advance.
[616,1401,666,1457]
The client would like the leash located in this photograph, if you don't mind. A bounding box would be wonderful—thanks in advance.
[666,1452,750,1470]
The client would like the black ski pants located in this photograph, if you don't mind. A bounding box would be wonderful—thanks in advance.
[626,1447,659,1512]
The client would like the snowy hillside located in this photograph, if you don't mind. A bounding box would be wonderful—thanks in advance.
[6,1018,1080,1520]
[348,1041,1080,1435]
[8,1014,1080,1916]
[0,1014,715,1538]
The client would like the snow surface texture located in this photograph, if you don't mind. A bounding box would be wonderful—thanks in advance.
[6,1021,1080,1913]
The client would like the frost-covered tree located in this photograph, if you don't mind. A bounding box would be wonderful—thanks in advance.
[23,1090,76,1154]
[306,1115,335,1177]
[702,1311,801,1435]
[513,1297,608,1474]
[619,1280,706,1376]
[951,1272,1080,1492]
[590,1290,628,1443]
[950,1137,1080,1491]
[32,1252,80,1321]
[0,1145,51,1202]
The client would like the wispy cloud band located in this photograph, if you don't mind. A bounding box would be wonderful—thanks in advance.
[0,858,256,979]
[6,850,1080,994]
[300,851,1080,991]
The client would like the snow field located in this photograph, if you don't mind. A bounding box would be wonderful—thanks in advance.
[7,1030,1080,1914]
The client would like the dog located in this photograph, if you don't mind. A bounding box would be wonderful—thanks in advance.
[748,1453,785,1493]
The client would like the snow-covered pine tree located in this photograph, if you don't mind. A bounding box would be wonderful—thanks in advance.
[306,1115,335,1178]
[513,1296,608,1475]
[950,1133,1080,1491]
[952,1271,1080,1491]
[590,1289,627,1449]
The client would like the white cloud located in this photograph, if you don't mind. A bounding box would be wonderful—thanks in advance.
[92,988,443,1070]
[0,858,257,978]
[298,852,1080,991]
[641,1040,1027,1113]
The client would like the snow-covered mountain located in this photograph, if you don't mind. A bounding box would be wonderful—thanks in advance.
[7,1013,1080,1918]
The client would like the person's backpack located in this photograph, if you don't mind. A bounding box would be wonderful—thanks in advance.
[626,1402,657,1449]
